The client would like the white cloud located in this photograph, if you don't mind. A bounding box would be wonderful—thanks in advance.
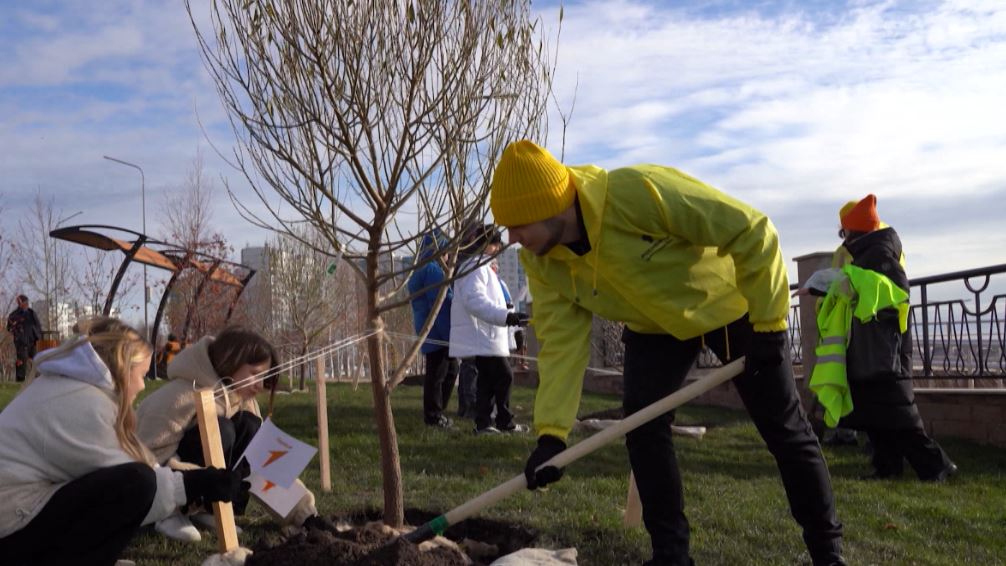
[1,0,1004,312]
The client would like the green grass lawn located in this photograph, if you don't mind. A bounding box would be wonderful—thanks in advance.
[1,379,1004,565]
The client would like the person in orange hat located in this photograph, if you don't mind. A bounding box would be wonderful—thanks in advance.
[491,140,845,566]
[833,195,956,481]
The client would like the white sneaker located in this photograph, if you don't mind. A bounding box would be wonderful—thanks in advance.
[155,513,201,542]
[190,512,243,534]
[115,561,136,566]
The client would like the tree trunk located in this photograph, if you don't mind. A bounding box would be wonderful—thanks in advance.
[365,314,404,527]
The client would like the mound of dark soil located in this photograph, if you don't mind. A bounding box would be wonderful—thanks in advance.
[247,509,538,566]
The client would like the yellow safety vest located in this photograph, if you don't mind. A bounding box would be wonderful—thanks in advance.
[810,264,909,427]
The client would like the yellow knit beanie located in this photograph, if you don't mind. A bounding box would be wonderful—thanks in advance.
[490,140,575,227]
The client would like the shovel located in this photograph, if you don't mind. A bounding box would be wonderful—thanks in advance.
[403,357,745,543]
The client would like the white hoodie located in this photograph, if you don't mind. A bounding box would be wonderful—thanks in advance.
[0,338,186,538]
[449,256,512,358]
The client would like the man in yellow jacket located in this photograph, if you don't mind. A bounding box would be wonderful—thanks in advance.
[490,140,844,566]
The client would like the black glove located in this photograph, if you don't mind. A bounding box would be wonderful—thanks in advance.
[746,330,788,377]
[506,303,514,309]
[302,514,336,532]
[524,435,566,490]
[181,467,247,508]
[505,312,530,327]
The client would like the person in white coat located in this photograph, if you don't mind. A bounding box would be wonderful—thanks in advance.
[0,317,243,566]
[449,224,529,434]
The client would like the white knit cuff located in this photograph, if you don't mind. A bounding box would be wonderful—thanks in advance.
[171,469,188,507]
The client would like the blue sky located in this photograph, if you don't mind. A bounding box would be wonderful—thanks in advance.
[2,0,1004,303]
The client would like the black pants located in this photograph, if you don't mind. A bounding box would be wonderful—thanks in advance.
[14,342,34,382]
[474,355,515,430]
[622,317,843,566]
[868,428,952,479]
[0,462,157,566]
[177,410,261,513]
[457,357,478,419]
[423,347,459,424]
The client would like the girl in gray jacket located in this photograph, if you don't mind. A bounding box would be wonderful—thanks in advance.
[0,318,242,566]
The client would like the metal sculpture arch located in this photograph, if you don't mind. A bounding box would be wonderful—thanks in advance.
[48,225,255,362]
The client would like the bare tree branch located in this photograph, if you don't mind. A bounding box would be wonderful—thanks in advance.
[189,0,558,527]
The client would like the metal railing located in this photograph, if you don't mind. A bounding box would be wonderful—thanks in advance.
[909,263,1006,385]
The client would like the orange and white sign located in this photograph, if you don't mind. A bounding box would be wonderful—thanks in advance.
[238,417,317,488]
[249,472,309,518]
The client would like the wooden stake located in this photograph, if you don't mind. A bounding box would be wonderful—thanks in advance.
[193,389,240,553]
[624,471,642,527]
[315,354,332,492]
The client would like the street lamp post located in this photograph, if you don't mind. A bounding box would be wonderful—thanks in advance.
[103,155,148,336]
[53,211,83,336]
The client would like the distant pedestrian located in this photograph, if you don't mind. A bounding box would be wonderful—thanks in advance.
[156,333,182,379]
[6,295,42,382]
[408,230,460,429]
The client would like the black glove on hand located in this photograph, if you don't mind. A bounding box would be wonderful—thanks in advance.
[505,312,530,327]
[302,514,336,532]
[746,330,788,377]
[524,435,566,490]
[181,467,246,508]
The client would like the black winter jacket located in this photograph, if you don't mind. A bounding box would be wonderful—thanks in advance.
[839,227,924,431]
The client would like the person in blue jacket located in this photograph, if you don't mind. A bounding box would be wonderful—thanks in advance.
[408,230,460,428]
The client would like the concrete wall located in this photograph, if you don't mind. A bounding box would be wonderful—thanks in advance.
[915,389,1006,446]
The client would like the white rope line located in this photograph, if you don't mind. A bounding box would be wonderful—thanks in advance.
[213,329,381,400]
[382,331,624,376]
[215,330,377,399]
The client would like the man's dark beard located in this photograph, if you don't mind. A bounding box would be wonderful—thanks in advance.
[534,217,566,256]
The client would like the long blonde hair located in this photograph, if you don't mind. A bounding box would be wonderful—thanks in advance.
[27,317,155,465]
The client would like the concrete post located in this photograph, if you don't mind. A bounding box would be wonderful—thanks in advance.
[793,251,834,388]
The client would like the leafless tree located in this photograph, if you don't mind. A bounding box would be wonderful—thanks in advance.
[189,0,557,525]
[160,151,236,342]
[267,228,357,389]
[162,150,218,251]
[14,191,76,336]
[75,247,141,321]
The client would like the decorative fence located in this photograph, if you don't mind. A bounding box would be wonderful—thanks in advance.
[910,263,1006,386]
